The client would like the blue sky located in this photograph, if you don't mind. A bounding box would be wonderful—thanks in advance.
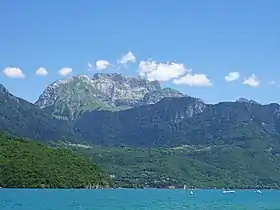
[1,0,280,104]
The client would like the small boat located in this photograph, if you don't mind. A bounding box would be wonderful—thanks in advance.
[222,189,235,194]
[256,190,262,194]
[190,190,193,195]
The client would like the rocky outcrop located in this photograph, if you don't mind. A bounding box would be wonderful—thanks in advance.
[143,88,185,104]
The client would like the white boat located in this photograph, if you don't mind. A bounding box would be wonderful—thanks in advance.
[190,190,193,195]
[222,189,235,194]
[256,190,262,194]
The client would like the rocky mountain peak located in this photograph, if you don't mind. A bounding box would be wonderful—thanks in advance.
[92,73,161,91]
[236,98,260,105]
[73,74,91,80]
[143,88,185,104]
[34,73,184,120]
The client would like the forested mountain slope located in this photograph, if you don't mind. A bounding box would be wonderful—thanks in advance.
[0,134,112,188]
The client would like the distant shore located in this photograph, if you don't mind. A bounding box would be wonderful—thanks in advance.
[1,186,280,190]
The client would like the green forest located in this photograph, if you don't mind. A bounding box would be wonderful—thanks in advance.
[73,142,280,189]
[2,132,280,189]
[0,134,112,188]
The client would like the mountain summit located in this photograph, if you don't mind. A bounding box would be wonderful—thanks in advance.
[35,73,185,120]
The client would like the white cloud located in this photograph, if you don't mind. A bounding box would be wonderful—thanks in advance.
[243,74,260,87]
[118,51,136,64]
[3,67,25,79]
[95,60,111,70]
[35,67,48,76]
[58,67,72,76]
[138,60,187,81]
[225,71,240,82]
[173,73,212,87]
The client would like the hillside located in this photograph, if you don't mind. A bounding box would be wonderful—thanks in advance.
[0,84,73,142]
[74,97,280,149]
[0,134,112,188]
[72,143,280,189]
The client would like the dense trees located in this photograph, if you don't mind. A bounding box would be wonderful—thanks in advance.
[0,134,112,188]
[74,143,280,189]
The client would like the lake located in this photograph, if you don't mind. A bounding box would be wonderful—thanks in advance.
[1,189,280,210]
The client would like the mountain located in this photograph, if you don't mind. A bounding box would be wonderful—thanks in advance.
[236,97,260,105]
[2,81,280,149]
[35,73,185,120]
[74,97,280,148]
[0,84,73,142]
[0,133,112,188]
[3,81,280,188]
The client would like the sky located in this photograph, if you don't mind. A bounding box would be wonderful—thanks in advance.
[1,0,280,104]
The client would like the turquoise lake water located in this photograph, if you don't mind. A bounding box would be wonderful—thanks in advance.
[1,189,280,210]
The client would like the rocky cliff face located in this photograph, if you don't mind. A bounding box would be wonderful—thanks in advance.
[35,73,185,120]
[143,88,185,104]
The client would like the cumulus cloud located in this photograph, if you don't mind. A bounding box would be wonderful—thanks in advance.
[3,67,25,79]
[173,73,212,87]
[58,67,72,76]
[95,60,111,70]
[225,71,240,82]
[243,74,260,87]
[118,51,136,64]
[35,67,48,76]
[138,60,187,81]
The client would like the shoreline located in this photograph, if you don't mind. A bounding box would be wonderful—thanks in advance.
[1,187,280,190]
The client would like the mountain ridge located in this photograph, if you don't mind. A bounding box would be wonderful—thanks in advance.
[0,84,73,142]
[2,73,280,189]
[35,73,185,120]
[0,72,279,148]
[73,96,280,148]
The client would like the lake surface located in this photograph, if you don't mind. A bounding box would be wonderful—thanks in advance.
[1,189,280,210]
